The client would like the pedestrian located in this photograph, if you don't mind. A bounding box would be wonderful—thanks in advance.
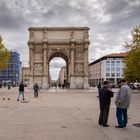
[97,82,101,92]
[17,81,25,101]
[33,83,39,98]
[115,79,132,128]
[98,81,114,127]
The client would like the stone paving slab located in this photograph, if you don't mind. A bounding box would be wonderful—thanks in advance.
[0,87,140,140]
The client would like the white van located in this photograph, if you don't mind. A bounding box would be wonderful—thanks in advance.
[133,82,140,88]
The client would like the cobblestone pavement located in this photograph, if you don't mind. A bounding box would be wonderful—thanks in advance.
[0,87,140,140]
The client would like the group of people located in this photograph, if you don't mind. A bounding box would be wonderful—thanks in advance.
[17,79,132,128]
[17,81,40,101]
[98,79,132,128]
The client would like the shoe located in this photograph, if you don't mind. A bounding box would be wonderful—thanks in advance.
[103,125,109,127]
[23,98,25,100]
[17,99,19,101]
[99,123,102,125]
[115,126,123,128]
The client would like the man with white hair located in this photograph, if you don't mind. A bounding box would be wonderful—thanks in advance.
[115,79,132,128]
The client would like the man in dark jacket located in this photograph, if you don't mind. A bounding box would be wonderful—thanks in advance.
[33,83,39,98]
[98,81,114,127]
[17,81,25,101]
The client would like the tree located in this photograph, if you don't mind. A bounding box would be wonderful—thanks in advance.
[124,25,140,82]
[0,35,9,73]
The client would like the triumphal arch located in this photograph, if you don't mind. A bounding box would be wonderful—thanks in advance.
[28,27,90,89]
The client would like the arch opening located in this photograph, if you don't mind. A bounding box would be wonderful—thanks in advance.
[48,52,69,88]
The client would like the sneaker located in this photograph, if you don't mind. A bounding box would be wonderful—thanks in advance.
[103,125,109,127]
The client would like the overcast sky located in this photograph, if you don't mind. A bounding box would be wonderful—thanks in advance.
[0,0,140,80]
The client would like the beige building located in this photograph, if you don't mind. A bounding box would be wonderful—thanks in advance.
[89,53,127,86]
[28,27,90,89]
[21,67,30,85]
[58,66,67,85]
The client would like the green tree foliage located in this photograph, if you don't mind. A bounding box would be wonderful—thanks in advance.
[124,25,140,82]
[0,35,9,72]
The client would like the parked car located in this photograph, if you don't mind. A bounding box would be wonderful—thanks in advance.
[109,84,118,88]
[129,83,140,90]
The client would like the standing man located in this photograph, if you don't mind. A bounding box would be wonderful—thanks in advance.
[33,83,39,98]
[98,81,114,127]
[17,81,25,101]
[115,79,132,128]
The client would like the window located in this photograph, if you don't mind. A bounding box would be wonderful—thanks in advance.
[116,68,120,71]
[116,73,120,77]
[106,61,110,66]
[116,61,120,66]
[111,73,115,77]
[111,61,115,67]
[106,67,110,71]
[106,73,110,77]
[111,68,115,71]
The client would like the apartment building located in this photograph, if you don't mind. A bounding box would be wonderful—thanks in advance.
[89,53,127,86]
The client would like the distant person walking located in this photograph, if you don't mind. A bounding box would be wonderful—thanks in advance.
[33,83,39,98]
[98,81,114,127]
[115,79,132,128]
[97,82,101,92]
[17,81,25,101]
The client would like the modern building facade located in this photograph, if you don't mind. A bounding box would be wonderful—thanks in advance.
[0,51,20,86]
[89,53,127,86]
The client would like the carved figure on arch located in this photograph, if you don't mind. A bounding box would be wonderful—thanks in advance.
[33,64,43,75]
[76,52,83,60]
[75,63,83,75]
[43,30,47,39]
[70,30,74,39]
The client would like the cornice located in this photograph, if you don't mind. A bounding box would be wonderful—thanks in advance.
[28,40,88,45]
[28,26,89,31]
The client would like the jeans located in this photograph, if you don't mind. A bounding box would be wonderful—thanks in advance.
[17,91,25,100]
[116,107,127,128]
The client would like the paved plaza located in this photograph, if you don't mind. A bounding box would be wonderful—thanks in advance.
[0,87,140,140]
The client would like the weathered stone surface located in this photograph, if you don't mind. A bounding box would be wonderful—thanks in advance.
[28,27,90,89]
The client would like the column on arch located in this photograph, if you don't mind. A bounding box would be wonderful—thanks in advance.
[70,43,75,88]
[29,44,34,88]
[42,43,48,89]
[83,44,90,88]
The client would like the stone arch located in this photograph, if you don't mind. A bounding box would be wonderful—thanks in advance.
[48,51,69,63]
[28,27,90,89]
